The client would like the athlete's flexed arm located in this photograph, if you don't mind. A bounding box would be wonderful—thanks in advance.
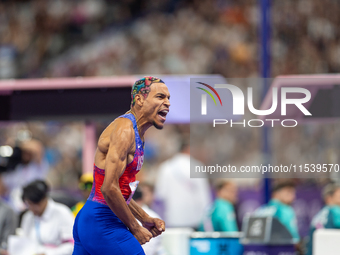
[128,199,165,237]
[100,118,152,245]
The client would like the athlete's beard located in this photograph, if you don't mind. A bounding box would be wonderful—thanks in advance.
[153,121,164,130]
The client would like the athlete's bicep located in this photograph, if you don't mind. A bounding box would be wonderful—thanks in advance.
[102,121,134,190]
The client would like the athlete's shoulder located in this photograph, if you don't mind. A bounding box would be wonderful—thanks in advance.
[106,117,136,147]
[112,117,134,134]
[99,117,133,142]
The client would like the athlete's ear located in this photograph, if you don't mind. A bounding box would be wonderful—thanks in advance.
[135,94,144,108]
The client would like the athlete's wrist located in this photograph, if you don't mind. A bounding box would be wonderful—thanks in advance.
[140,215,153,225]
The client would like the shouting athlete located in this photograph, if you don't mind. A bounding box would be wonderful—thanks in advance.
[73,77,170,255]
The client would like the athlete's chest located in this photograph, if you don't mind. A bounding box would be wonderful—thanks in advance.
[126,146,144,173]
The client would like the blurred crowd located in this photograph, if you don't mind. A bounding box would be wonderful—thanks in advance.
[1,0,340,79]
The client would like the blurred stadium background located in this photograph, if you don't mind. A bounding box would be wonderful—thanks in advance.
[1,0,340,255]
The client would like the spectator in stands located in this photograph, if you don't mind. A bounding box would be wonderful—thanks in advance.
[71,173,93,217]
[200,180,238,232]
[19,180,74,255]
[155,139,211,229]
[133,186,166,255]
[1,0,340,81]
[0,199,17,255]
[254,181,300,242]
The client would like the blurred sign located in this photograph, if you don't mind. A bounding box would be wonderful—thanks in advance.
[243,245,296,255]
[190,232,243,255]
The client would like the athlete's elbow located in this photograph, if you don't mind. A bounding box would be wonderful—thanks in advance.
[101,185,107,197]
[101,185,110,198]
[101,183,119,198]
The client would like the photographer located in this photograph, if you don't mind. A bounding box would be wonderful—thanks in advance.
[0,139,49,212]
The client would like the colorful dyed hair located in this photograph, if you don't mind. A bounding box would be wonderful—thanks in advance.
[131,76,165,106]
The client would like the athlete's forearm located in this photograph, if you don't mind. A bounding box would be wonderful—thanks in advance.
[128,199,150,223]
[102,185,140,232]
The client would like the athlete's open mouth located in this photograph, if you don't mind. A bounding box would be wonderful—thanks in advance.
[158,109,169,121]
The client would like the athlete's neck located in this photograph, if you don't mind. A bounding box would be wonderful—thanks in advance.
[127,109,152,139]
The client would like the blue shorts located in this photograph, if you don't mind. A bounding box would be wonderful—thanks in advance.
[73,200,145,255]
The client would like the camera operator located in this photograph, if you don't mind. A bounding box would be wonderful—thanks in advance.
[0,139,49,212]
